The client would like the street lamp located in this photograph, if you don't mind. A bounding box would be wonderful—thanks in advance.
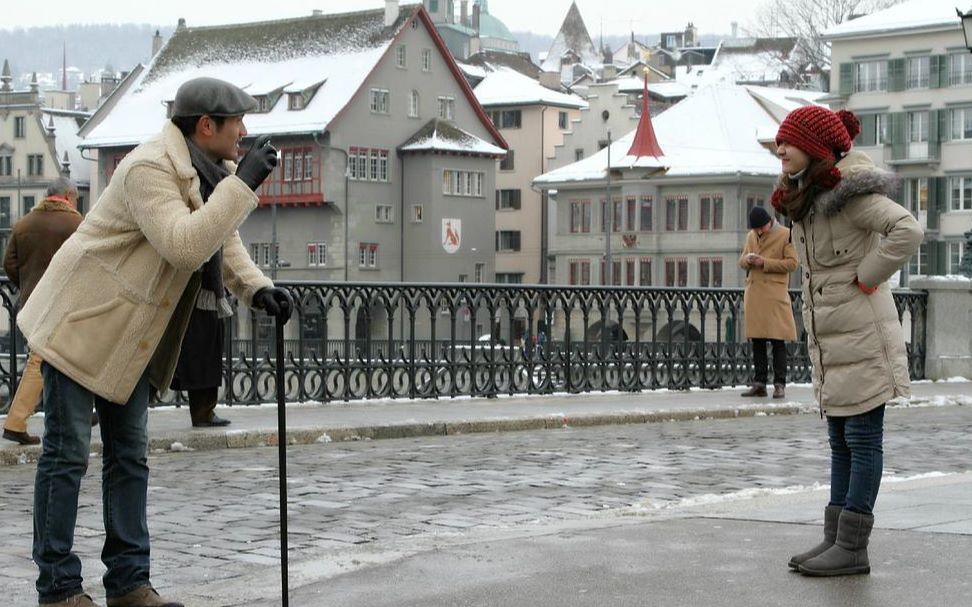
[957,7,972,276]
[957,7,972,50]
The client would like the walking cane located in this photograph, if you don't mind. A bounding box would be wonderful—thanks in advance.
[275,314,289,606]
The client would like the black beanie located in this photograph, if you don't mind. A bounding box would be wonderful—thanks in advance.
[749,206,771,229]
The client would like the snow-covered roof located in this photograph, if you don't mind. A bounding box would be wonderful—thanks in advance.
[534,83,802,185]
[825,0,962,38]
[474,66,587,109]
[611,76,691,99]
[41,109,92,185]
[539,1,601,73]
[708,38,798,85]
[82,7,411,148]
[399,118,506,156]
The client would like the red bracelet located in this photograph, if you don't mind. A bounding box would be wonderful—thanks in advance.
[856,279,878,295]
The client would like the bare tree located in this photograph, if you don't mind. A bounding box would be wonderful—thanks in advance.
[748,0,904,90]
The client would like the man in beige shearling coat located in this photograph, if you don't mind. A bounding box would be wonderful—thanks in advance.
[18,77,292,607]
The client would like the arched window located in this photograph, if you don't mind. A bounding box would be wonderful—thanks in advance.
[409,90,420,118]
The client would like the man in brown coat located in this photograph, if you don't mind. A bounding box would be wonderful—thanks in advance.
[2,177,83,445]
[738,205,798,398]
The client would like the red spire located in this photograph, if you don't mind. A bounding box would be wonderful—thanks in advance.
[626,72,664,158]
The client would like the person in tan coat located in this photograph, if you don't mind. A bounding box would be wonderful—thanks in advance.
[738,205,798,399]
[18,77,293,607]
[2,177,83,445]
[772,106,922,578]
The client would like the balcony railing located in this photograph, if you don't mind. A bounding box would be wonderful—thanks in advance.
[0,279,927,408]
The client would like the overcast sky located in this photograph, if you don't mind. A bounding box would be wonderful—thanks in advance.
[1,0,766,36]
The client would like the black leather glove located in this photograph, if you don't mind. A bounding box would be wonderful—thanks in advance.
[235,134,278,191]
[252,287,294,323]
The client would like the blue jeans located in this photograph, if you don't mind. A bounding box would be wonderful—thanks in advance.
[827,404,885,514]
[34,362,151,603]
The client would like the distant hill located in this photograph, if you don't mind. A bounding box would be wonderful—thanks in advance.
[0,24,174,82]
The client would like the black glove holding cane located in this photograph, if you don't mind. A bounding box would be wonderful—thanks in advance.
[253,287,294,323]
[236,134,278,191]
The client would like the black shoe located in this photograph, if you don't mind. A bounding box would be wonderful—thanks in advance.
[192,415,231,428]
[3,428,41,445]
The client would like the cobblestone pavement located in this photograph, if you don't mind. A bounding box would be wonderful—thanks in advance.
[2,405,970,604]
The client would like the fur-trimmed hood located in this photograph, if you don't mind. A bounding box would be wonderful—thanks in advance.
[819,151,899,216]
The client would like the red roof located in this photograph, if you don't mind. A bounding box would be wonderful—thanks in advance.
[626,75,664,158]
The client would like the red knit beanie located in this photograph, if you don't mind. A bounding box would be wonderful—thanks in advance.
[775,106,861,161]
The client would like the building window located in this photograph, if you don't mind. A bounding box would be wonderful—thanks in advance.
[639,258,652,286]
[250,242,278,268]
[437,96,455,120]
[348,147,389,182]
[665,195,688,231]
[396,45,407,68]
[489,109,522,129]
[23,196,36,214]
[496,189,521,210]
[699,257,723,288]
[306,242,326,267]
[948,52,972,86]
[699,194,723,230]
[854,60,887,92]
[14,116,25,138]
[0,196,9,228]
[496,272,523,284]
[375,204,393,223]
[288,93,305,110]
[948,241,965,274]
[411,204,424,222]
[907,56,929,89]
[358,243,379,268]
[904,178,928,216]
[558,111,568,129]
[27,154,44,177]
[0,154,11,177]
[429,0,439,11]
[409,90,420,118]
[255,95,273,112]
[639,195,653,231]
[600,259,622,286]
[951,107,972,140]
[574,148,584,161]
[949,176,972,211]
[664,257,688,287]
[443,169,484,197]
[474,263,485,282]
[569,199,591,233]
[499,149,515,171]
[625,197,637,231]
[908,110,928,143]
[908,243,927,277]
[600,198,622,232]
[568,260,591,286]
[496,230,521,252]
[422,48,432,71]
[369,88,390,114]
[625,259,636,286]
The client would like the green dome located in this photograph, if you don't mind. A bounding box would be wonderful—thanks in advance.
[476,0,516,42]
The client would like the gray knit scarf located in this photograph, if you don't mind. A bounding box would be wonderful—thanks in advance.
[185,137,233,319]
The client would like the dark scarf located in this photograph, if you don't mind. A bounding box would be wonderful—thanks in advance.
[185,137,233,318]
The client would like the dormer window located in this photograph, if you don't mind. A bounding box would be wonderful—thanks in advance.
[288,93,305,110]
[256,95,273,112]
[286,80,325,112]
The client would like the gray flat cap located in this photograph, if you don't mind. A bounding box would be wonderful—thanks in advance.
[171,77,257,117]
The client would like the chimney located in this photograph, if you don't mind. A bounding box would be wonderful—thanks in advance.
[731,21,738,39]
[385,0,398,27]
[461,0,468,26]
[177,18,186,30]
[539,71,561,90]
[312,9,322,16]
[472,3,480,33]
[151,30,163,56]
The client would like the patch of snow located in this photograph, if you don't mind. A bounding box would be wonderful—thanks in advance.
[474,67,587,109]
[825,0,963,38]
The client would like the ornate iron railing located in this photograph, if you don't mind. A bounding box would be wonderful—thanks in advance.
[0,279,927,408]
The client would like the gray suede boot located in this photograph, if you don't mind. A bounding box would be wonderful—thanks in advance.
[788,505,842,569]
[799,509,874,576]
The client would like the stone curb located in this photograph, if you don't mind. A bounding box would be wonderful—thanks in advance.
[0,404,809,466]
